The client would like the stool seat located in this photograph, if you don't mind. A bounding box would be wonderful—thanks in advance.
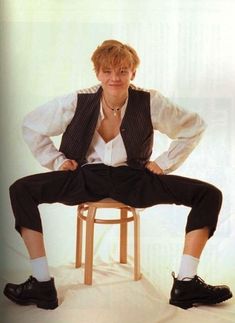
[75,198,141,285]
[84,198,130,208]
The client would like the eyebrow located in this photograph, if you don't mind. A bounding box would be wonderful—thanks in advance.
[102,66,129,71]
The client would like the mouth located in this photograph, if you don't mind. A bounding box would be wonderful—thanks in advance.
[108,84,123,87]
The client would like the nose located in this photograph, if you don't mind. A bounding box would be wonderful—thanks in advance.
[110,71,120,81]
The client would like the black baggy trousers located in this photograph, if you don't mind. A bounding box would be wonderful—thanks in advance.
[9,164,222,238]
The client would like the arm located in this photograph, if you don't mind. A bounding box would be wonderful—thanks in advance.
[22,92,78,170]
[149,90,206,174]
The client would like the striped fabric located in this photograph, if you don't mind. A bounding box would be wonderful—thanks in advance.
[59,85,153,169]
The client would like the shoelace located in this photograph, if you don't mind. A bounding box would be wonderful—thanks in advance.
[15,276,35,294]
[172,272,216,291]
[21,276,36,291]
[194,275,215,290]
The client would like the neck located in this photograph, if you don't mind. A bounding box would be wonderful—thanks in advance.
[103,91,128,108]
[102,92,128,117]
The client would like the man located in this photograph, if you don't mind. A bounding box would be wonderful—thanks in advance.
[4,40,232,310]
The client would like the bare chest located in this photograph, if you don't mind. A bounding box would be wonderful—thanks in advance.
[98,117,122,143]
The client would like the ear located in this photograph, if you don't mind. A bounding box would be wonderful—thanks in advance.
[131,71,136,80]
[96,70,101,81]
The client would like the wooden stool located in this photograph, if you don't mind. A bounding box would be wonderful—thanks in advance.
[75,198,141,285]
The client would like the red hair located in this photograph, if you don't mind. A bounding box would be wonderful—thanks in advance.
[91,40,140,73]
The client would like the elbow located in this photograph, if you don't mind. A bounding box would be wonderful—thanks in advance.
[21,115,30,139]
[189,113,207,140]
[21,124,31,144]
[200,116,207,134]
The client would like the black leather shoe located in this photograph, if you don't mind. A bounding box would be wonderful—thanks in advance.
[3,276,58,309]
[169,272,233,309]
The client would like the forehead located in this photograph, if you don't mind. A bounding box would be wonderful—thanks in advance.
[100,55,133,69]
[101,65,131,71]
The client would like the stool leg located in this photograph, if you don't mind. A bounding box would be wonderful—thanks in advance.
[76,205,83,268]
[133,209,141,280]
[84,206,96,285]
[120,208,128,264]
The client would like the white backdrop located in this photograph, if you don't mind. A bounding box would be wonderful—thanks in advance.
[0,1,235,322]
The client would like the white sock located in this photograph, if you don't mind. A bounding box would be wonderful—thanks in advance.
[177,254,199,281]
[30,256,51,282]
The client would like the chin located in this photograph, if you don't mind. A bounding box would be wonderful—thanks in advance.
[108,85,126,94]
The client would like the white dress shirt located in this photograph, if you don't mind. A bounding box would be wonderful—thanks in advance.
[85,99,128,167]
[22,84,206,174]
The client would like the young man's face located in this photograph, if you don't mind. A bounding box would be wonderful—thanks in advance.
[97,65,135,97]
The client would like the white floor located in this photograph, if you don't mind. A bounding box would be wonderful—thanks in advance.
[1,263,234,323]
[1,208,234,323]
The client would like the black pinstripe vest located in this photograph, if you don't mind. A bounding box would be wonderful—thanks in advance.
[59,86,153,169]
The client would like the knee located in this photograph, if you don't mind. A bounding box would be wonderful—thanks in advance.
[9,178,27,198]
[207,185,223,209]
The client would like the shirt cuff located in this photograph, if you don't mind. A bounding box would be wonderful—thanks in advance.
[53,155,70,171]
[154,156,171,174]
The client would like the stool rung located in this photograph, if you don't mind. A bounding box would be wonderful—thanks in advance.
[79,213,134,224]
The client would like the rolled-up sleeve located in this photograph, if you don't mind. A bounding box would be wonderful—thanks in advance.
[150,90,206,174]
[22,92,77,170]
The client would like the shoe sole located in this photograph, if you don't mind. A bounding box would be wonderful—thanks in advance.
[3,289,58,310]
[169,291,233,309]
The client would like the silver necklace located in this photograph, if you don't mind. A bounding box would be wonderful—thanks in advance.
[102,95,124,117]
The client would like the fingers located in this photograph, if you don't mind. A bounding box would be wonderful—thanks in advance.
[145,161,163,175]
[70,160,78,170]
[59,160,78,171]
